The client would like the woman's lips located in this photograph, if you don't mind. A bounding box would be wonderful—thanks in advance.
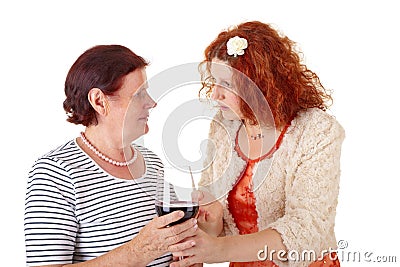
[138,115,149,121]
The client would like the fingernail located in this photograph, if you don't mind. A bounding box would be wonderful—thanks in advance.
[193,218,197,224]
[178,211,184,216]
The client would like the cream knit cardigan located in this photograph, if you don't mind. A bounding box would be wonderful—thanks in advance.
[199,108,345,267]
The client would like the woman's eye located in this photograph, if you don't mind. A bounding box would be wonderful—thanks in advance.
[222,81,230,87]
[133,88,146,98]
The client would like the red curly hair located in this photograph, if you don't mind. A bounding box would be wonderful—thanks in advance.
[199,21,332,129]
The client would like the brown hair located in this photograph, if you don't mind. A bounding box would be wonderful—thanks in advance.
[199,21,332,128]
[63,45,148,126]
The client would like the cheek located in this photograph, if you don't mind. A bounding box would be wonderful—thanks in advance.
[125,102,141,117]
[231,99,243,118]
[235,98,241,107]
[228,96,241,111]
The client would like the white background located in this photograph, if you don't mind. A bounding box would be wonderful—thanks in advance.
[1,0,399,266]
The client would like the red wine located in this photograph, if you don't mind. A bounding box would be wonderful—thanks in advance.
[155,200,199,226]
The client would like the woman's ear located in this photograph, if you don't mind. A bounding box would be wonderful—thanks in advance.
[88,88,109,116]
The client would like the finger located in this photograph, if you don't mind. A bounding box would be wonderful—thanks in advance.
[155,210,184,228]
[196,208,206,222]
[191,190,204,202]
[168,239,196,252]
[164,219,198,244]
[172,246,195,258]
[167,218,197,236]
[198,207,206,214]
[196,207,206,219]
[204,211,209,221]
[197,189,216,205]
[170,255,196,267]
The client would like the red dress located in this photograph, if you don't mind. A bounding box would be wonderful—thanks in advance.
[227,124,340,267]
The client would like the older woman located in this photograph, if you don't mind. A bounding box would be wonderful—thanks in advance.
[173,21,345,267]
[24,45,197,267]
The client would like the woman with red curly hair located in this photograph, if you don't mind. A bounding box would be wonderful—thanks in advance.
[172,21,345,267]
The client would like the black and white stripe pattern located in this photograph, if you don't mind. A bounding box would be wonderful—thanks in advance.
[25,140,171,266]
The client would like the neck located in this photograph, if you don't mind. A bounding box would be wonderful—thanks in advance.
[243,123,262,136]
[84,126,133,161]
[242,121,278,142]
[243,121,266,138]
[238,122,279,160]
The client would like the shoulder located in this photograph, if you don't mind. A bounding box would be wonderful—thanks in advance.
[28,140,80,188]
[292,108,345,141]
[31,140,79,170]
[133,144,163,165]
[39,139,79,161]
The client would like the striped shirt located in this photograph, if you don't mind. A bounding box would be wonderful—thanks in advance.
[24,139,172,266]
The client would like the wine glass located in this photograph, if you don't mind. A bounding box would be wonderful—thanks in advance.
[155,165,200,226]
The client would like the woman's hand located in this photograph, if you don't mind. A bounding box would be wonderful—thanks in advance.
[129,210,198,262]
[195,190,223,236]
[169,228,221,267]
[197,201,223,236]
[172,256,203,267]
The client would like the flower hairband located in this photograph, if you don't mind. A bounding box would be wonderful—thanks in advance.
[227,36,248,57]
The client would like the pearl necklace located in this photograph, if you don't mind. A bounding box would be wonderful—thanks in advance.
[80,132,138,167]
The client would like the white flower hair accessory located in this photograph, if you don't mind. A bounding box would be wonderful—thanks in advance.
[227,36,248,57]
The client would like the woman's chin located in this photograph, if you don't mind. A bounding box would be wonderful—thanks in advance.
[123,123,148,142]
[221,111,240,121]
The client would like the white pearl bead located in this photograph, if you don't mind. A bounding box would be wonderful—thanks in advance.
[80,132,138,167]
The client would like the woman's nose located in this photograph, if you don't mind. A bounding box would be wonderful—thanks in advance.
[145,91,157,108]
[149,98,157,109]
[211,85,225,100]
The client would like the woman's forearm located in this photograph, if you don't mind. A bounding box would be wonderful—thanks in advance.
[56,241,151,267]
[170,227,287,267]
[217,228,287,263]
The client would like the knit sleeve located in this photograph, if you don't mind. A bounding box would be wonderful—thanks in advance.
[25,157,78,266]
[198,113,221,188]
[268,112,345,267]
